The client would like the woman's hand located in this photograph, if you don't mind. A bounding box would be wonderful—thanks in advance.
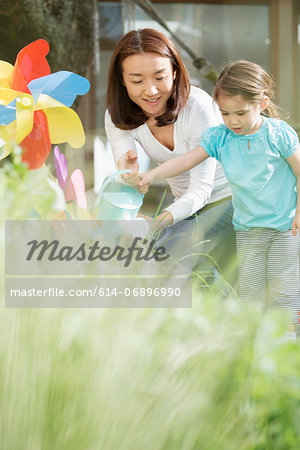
[154,211,174,230]
[118,150,140,184]
[137,213,153,222]
[137,211,173,232]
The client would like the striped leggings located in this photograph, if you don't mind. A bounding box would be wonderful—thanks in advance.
[236,228,300,322]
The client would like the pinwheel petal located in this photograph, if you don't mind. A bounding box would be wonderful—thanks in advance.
[21,110,51,169]
[0,103,16,125]
[0,124,15,160]
[16,94,34,143]
[36,94,85,148]
[46,107,85,147]
[65,169,87,209]
[11,39,50,93]
[0,89,26,126]
[28,71,90,107]
[54,145,68,191]
[0,87,23,106]
[0,61,13,88]
[0,142,12,160]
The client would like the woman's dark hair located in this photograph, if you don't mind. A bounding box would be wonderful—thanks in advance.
[213,60,279,118]
[106,28,190,129]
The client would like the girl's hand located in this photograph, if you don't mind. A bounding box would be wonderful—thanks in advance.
[292,212,300,236]
[138,171,153,189]
[118,150,140,185]
[137,175,150,194]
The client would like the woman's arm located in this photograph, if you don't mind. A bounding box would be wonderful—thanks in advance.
[287,147,300,236]
[105,110,141,184]
[139,145,209,187]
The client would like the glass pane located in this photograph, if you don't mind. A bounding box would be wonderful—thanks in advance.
[97,2,270,125]
[96,2,123,130]
[132,3,270,93]
[298,13,300,122]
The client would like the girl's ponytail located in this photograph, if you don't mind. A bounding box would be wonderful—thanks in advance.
[263,99,280,119]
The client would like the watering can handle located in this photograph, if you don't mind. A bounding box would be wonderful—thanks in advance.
[95,169,140,209]
[99,169,131,198]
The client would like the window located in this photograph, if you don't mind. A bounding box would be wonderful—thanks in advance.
[96,1,270,128]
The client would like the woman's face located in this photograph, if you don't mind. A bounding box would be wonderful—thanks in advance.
[122,52,175,118]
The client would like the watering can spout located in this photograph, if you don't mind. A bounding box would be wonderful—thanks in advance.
[95,169,143,220]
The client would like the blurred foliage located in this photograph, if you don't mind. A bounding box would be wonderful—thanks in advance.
[0,296,300,449]
[1,134,300,450]
[0,0,95,76]
[0,145,61,219]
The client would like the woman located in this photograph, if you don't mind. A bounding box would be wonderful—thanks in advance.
[105,28,234,277]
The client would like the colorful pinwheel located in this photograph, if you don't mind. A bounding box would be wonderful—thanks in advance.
[0,39,90,169]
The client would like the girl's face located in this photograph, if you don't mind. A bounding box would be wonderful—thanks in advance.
[217,94,267,135]
[122,52,175,119]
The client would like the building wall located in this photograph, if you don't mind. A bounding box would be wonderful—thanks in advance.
[78,0,300,193]
[92,0,300,124]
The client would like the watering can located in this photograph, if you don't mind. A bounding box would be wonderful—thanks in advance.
[95,170,143,220]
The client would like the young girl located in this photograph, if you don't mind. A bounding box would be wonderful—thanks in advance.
[139,60,300,330]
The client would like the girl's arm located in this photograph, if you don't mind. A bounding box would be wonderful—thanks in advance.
[139,145,210,187]
[287,147,300,236]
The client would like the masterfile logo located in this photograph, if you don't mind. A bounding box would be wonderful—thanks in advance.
[5,220,192,308]
[26,237,169,267]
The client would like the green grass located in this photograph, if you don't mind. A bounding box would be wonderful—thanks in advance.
[0,296,300,450]
[1,148,300,450]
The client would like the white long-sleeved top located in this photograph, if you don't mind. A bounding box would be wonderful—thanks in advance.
[105,86,231,223]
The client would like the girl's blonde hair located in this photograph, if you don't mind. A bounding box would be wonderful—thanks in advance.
[213,60,279,118]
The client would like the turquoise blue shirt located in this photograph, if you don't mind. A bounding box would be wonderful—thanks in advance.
[201,118,299,231]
